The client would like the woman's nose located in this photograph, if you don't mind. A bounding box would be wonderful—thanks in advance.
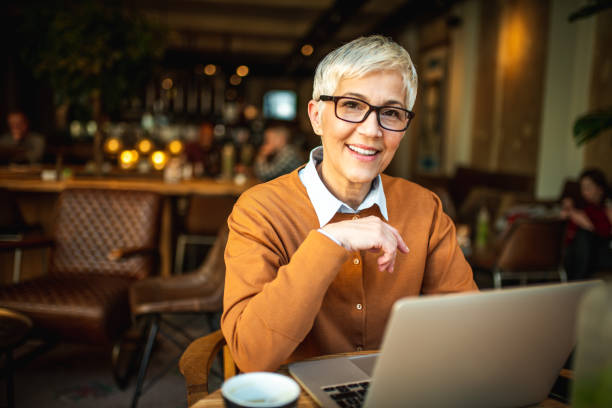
[357,110,383,137]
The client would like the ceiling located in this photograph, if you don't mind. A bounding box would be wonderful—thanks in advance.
[128,0,460,77]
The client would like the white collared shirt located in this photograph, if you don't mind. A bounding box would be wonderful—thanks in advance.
[298,146,389,229]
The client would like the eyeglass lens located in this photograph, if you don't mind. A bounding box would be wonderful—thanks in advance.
[335,97,409,131]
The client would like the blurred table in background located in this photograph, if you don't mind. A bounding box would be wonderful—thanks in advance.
[0,167,256,279]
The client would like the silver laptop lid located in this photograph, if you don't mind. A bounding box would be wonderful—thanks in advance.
[364,281,601,408]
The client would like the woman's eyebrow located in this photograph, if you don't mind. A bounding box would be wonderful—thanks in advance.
[341,92,405,107]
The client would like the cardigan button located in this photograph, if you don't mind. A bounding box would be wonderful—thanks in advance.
[356,303,363,310]
[353,258,360,265]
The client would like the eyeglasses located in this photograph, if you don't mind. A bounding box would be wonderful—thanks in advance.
[319,95,415,132]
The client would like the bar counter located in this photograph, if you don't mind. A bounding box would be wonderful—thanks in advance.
[0,174,255,196]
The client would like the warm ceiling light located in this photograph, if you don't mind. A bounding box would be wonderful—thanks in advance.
[86,120,98,136]
[229,74,242,86]
[119,150,139,169]
[204,64,217,76]
[168,140,184,155]
[104,137,122,154]
[161,78,173,90]
[137,139,153,154]
[243,105,258,120]
[69,121,82,138]
[301,44,314,56]
[150,150,168,170]
[236,65,249,77]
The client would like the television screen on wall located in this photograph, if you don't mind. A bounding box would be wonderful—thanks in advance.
[263,90,297,121]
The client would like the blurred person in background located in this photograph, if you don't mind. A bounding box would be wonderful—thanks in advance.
[253,122,304,181]
[0,110,46,165]
[184,121,221,177]
[561,168,612,280]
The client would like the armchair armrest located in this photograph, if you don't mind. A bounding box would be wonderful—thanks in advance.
[179,329,237,407]
[0,236,54,251]
[107,246,158,261]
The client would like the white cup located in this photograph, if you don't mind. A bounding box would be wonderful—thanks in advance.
[221,372,300,408]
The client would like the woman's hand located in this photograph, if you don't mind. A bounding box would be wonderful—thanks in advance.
[560,197,574,219]
[321,216,409,273]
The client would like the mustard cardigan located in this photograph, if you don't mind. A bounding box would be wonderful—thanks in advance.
[222,168,477,372]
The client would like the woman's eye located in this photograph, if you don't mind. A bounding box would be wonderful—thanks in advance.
[382,108,401,118]
[341,101,361,109]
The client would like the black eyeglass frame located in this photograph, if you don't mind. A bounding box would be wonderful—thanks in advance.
[319,95,415,132]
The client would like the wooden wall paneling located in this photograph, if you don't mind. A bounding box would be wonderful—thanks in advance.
[497,0,550,175]
[470,0,501,170]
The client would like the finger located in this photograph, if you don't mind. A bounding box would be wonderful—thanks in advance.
[387,225,409,254]
[377,257,390,272]
[377,241,397,271]
[377,255,395,273]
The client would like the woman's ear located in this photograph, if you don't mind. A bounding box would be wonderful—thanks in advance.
[307,100,323,136]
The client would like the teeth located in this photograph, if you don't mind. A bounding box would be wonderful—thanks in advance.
[348,145,377,156]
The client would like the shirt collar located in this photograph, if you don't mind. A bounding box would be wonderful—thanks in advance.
[298,146,388,227]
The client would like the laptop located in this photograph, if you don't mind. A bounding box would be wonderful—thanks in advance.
[289,281,602,408]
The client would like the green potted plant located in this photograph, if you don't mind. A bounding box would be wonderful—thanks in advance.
[20,0,166,119]
[573,110,612,146]
[19,0,166,171]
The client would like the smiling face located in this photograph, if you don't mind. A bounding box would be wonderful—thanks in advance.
[308,70,406,205]
[580,176,604,205]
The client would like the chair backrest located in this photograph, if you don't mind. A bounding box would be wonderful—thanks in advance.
[183,195,236,235]
[497,218,566,271]
[195,222,228,279]
[50,188,162,279]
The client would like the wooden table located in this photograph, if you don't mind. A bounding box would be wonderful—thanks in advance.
[191,356,571,408]
[0,170,257,277]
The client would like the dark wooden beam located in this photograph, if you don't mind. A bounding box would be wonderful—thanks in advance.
[126,0,326,20]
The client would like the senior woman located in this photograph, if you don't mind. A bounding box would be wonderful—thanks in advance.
[221,35,477,373]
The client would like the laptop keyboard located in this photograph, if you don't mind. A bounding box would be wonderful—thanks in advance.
[322,381,370,408]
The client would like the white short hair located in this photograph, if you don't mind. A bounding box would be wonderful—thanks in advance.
[312,35,418,110]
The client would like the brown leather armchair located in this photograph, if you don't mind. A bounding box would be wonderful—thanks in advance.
[127,223,229,408]
[472,217,567,288]
[0,188,162,354]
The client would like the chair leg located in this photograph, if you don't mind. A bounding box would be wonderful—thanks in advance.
[112,323,149,389]
[174,235,187,274]
[5,350,14,408]
[131,315,160,408]
[493,269,503,289]
[12,249,22,283]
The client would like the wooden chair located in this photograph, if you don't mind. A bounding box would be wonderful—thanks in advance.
[127,224,230,408]
[179,329,238,407]
[484,218,568,288]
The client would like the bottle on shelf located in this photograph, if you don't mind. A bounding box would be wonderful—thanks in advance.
[475,205,490,249]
